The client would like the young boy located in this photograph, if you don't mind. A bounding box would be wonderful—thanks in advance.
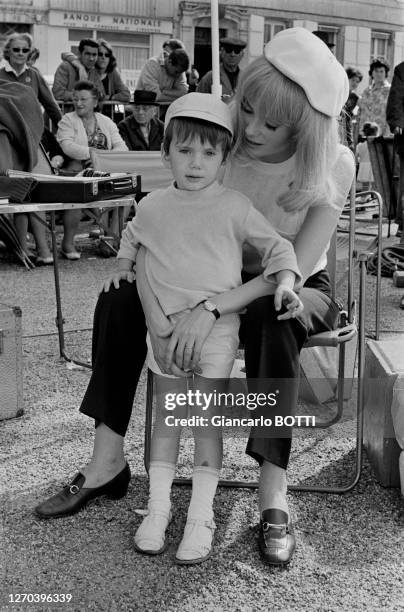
[104,93,303,565]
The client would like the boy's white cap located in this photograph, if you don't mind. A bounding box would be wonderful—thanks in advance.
[164,92,233,136]
[264,27,349,117]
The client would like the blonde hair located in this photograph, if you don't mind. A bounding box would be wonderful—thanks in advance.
[232,56,340,213]
[3,33,33,61]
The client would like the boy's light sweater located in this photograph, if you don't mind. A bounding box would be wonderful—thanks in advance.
[118,181,300,316]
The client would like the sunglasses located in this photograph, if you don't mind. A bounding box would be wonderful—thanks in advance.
[98,52,111,58]
[222,46,243,55]
[12,47,30,54]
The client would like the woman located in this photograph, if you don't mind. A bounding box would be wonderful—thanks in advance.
[0,33,61,129]
[96,39,130,105]
[358,58,391,138]
[0,32,62,264]
[56,80,128,258]
[35,28,354,567]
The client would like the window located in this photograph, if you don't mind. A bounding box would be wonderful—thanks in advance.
[0,23,31,49]
[96,31,149,73]
[316,26,339,55]
[371,31,391,64]
[264,21,286,44]
[68,29,94,41]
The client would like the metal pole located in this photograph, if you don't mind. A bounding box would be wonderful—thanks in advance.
[210,0,222,99]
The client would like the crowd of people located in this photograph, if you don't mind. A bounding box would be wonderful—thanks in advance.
[1,24,403,571]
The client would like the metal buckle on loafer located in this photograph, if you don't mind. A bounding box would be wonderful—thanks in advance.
[262,521,287,533]
[69,484,80,495]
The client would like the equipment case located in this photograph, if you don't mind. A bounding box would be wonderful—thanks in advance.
[4,172,137,204]
[0,303,23,420]
[28,173,137,203]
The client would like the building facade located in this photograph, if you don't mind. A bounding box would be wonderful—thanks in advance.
[1,0,404,92]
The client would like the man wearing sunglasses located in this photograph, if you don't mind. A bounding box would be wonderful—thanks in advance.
[53,38,104,108]
[197,36,246,103]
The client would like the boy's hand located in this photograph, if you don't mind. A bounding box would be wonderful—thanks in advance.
[274,285,304,321]
[100,270,135,294]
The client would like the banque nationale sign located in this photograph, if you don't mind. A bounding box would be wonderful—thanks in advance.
[48,10,172,33]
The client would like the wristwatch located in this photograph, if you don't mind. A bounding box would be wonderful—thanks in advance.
[203,300,220,319]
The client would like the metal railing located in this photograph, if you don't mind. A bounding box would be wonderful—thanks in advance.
[54,99,134,125]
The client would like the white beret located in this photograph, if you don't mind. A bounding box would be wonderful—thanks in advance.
[164,92,233,136]
[264,27,349,117]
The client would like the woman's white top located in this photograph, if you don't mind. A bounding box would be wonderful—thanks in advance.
[56,111,128,160]
[223,144,354,277]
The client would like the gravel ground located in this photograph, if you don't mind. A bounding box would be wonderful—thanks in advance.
[1,226,404,612]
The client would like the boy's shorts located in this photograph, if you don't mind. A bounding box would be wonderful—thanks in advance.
[146,312,240,379]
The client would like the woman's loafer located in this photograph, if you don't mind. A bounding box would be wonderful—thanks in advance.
[34,463,131,519]
[61,250,81,261]
[35,256,54,266]
[258,508,296,566]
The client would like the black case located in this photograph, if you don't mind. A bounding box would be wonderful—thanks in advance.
[28,174,137,203]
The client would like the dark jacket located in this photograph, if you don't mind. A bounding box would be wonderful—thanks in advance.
[197,64,241,102]
[386,62,404,155]
[52,61,104,103]
[102,69,131,102]
[0,80,43,172]
[117,115,164,151]
[0,66,61,131]
[386,62,404,130]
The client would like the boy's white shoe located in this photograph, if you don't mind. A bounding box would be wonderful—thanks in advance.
[175,518,216,565]
[134,510,172,555]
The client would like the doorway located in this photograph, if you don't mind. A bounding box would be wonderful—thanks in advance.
[193,26,227,79]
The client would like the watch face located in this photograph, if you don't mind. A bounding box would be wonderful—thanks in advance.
[204,300,216,311]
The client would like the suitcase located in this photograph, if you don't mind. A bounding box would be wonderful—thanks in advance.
[0,303,23,420]
[364,339,403,487]
[5,171,138,203]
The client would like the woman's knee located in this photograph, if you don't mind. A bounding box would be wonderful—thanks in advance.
[244,295,306,343]
[95,280,145,332]
[98,280,141,310]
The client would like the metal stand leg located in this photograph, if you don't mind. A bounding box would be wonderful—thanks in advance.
[48,211,91,369]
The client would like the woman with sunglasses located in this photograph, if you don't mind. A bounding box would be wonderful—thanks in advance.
[0,33,61,130]
[0,32,62,265]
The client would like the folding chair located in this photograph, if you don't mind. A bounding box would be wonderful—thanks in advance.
[143,181,380,494]
[90,149,172,197]
[90,150,173,254]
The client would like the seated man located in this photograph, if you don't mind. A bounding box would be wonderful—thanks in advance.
[118,90,163,151]
[135,49,189,120]
[52,38,104,108]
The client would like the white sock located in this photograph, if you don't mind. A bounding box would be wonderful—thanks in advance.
[187,466,220,523]
[147,460,176,516]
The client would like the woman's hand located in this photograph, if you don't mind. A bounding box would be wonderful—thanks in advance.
[165,304,216,373]
[274,284,304,320]
[100,270,135,294]
[50,155,64,170]
[148,325,192,378]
